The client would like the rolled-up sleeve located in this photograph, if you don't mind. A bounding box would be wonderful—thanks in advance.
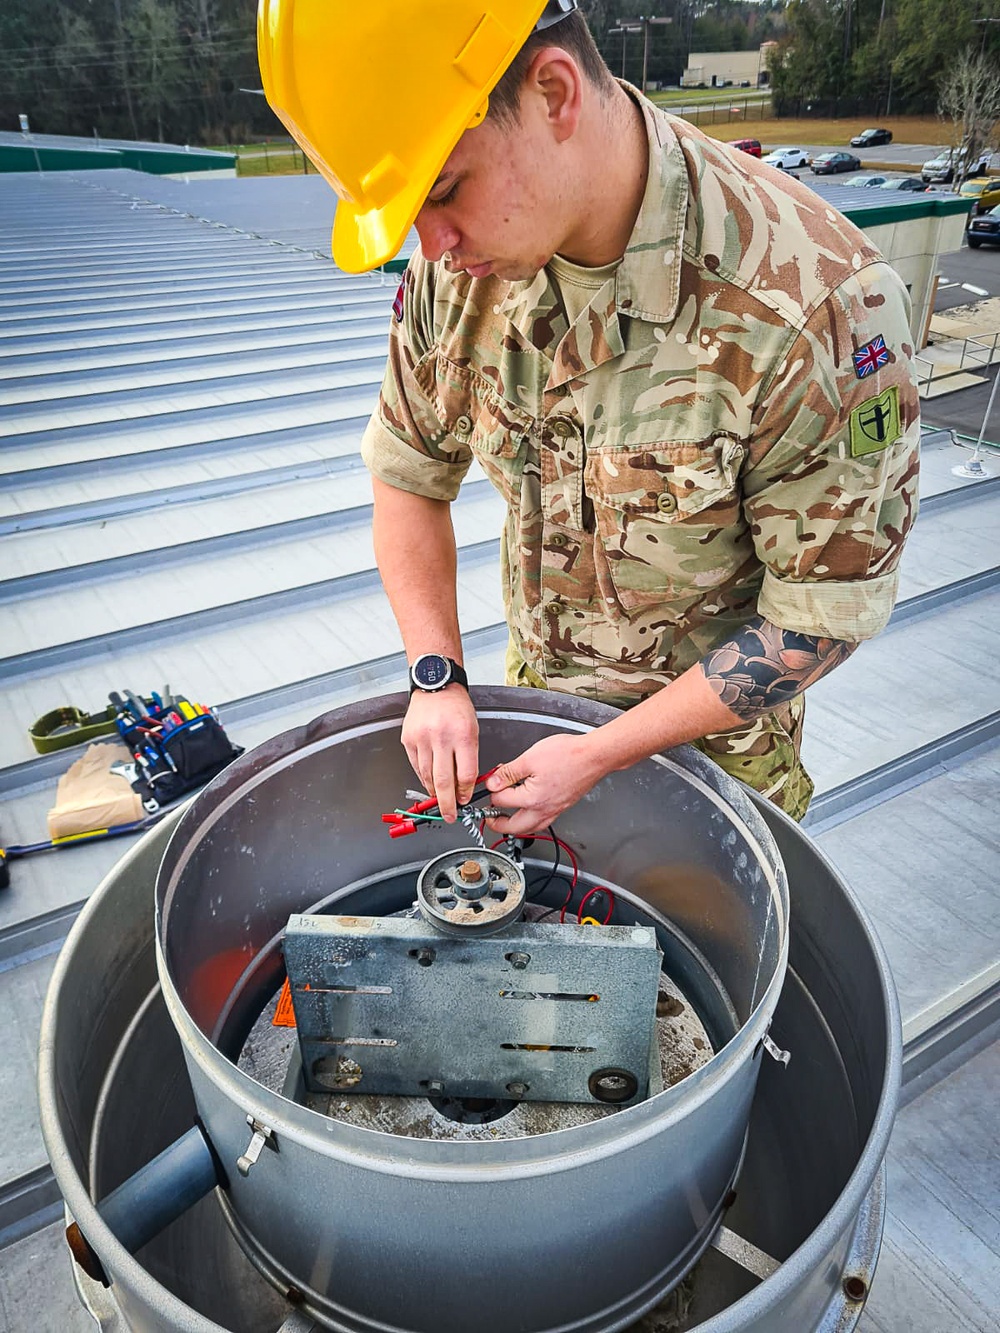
[361,260,473,503]
[743,261,920,642]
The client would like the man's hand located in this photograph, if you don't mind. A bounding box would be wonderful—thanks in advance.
[484,733,607,837]
[401,686,480,822]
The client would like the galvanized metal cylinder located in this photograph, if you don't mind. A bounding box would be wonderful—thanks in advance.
[37,686,900,1333]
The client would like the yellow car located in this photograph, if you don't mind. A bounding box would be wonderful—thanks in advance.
[959,177,1000,215]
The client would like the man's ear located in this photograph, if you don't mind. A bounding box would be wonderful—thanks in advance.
[524,47,582,143]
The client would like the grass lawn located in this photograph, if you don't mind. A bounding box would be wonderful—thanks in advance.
[696,115,956,149]
[219,114,961,180]
[650,87,769,106]
[236,148,314,178]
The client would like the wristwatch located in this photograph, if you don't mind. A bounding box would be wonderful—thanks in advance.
[408,654,469,695]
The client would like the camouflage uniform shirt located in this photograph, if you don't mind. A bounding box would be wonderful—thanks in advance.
[361,96,921,818]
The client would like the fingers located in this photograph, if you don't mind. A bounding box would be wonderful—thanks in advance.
[400,688,480,822]
[485,806,547,839]
[486,759,525,794]
[433,751,459,823]
[455,745,479,807]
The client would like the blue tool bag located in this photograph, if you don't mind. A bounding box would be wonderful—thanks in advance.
[111,688,243,811]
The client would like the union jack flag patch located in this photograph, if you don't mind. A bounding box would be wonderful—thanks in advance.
[392,279,405,323]
[853,335,890,379]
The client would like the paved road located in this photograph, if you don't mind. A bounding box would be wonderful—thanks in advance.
[759,141,999,173]
[924,244,1000,438]
[935,243,1000,311]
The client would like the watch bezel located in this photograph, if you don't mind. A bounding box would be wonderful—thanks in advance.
[409,653,455,693]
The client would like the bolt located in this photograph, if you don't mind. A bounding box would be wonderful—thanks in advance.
[414,948,435,967]
[843,1275,868,1303]
[426,1080,445,1095]
[506,1081,529,1097]
[460,859,483,883]
[508,952,531,970]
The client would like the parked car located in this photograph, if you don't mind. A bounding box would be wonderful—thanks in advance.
[959,177,1000,215]
[921,148,993,185]
[728,138,762,158]
[811,152,862,175]
[762,147,811,170]
[843,174,888,188]
[850,127,893,148]
[878,176,929,192]
[967,204,1000,248]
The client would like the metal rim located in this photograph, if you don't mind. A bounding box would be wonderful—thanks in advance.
[35,751,901,1333]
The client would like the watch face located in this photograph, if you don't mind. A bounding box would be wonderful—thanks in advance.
[412,655,451,690]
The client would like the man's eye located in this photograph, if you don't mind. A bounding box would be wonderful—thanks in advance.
[429,181,459,208]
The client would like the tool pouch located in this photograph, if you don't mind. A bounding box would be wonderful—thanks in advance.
[113,692,243,811]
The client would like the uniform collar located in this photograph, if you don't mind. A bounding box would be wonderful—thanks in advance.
[614,91,687,325]
[496,86,687,347]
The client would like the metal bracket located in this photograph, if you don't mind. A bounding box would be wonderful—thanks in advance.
[761,1034,791,1066]
[710,1223,781,1282]
[236,1116,276,1177]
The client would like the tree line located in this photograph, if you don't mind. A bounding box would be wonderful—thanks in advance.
[0,0,275,145]
[768,0,1000,117]
[3,0,994,146]
[1,1,784,146]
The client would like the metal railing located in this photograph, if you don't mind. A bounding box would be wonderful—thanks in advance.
[960,330,1000,372]
[915,330,1000,393]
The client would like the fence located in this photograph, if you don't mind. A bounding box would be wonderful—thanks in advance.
[235,139,315,177]
[772,95,908,121]
[675,98,775,128]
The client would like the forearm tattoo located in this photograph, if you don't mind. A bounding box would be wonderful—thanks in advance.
[701,616,858,719]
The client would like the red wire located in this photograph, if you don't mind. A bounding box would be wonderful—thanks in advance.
[557,884,574,924]
[487,832,583,921]
[577,886,615,925]
[529,833,579,886]
[490,833,579,885]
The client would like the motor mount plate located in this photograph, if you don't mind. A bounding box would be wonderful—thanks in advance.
[283,913,662,1104]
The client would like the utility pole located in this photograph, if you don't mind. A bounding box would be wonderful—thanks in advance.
[642,17,673,94]
[609,23,635,81]
[972,16,1000,56]
[610,15,673,93]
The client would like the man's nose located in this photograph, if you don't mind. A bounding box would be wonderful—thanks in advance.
[414,211,461,263]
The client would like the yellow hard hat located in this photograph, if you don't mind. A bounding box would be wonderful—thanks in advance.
[258,1,578,272]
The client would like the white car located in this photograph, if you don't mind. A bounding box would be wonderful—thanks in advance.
[921,148,993,185]
[762,147,811,170]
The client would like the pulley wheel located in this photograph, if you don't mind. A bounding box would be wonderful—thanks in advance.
[416,848,525,935]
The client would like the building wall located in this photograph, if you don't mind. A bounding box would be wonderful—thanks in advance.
[857,210,970,347]
[681,50,766,88]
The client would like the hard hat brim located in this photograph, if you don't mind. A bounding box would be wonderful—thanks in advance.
[332,178,428,274]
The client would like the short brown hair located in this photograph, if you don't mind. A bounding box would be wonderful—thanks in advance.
[488,12,615,126]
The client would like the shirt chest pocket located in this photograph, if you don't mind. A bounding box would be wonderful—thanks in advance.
[583,436,747,614]
[416,351,531,504]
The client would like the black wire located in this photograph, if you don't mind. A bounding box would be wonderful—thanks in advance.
[531,876,575,922]
[526,825,562,901]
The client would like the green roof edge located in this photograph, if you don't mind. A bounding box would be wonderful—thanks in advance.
[840,194,974,229]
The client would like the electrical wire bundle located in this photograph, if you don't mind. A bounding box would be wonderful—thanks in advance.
[510,830,615,925]
[380,772,499,842]
[380,779,616,925]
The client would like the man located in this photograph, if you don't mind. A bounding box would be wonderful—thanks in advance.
[260,1,920,836]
